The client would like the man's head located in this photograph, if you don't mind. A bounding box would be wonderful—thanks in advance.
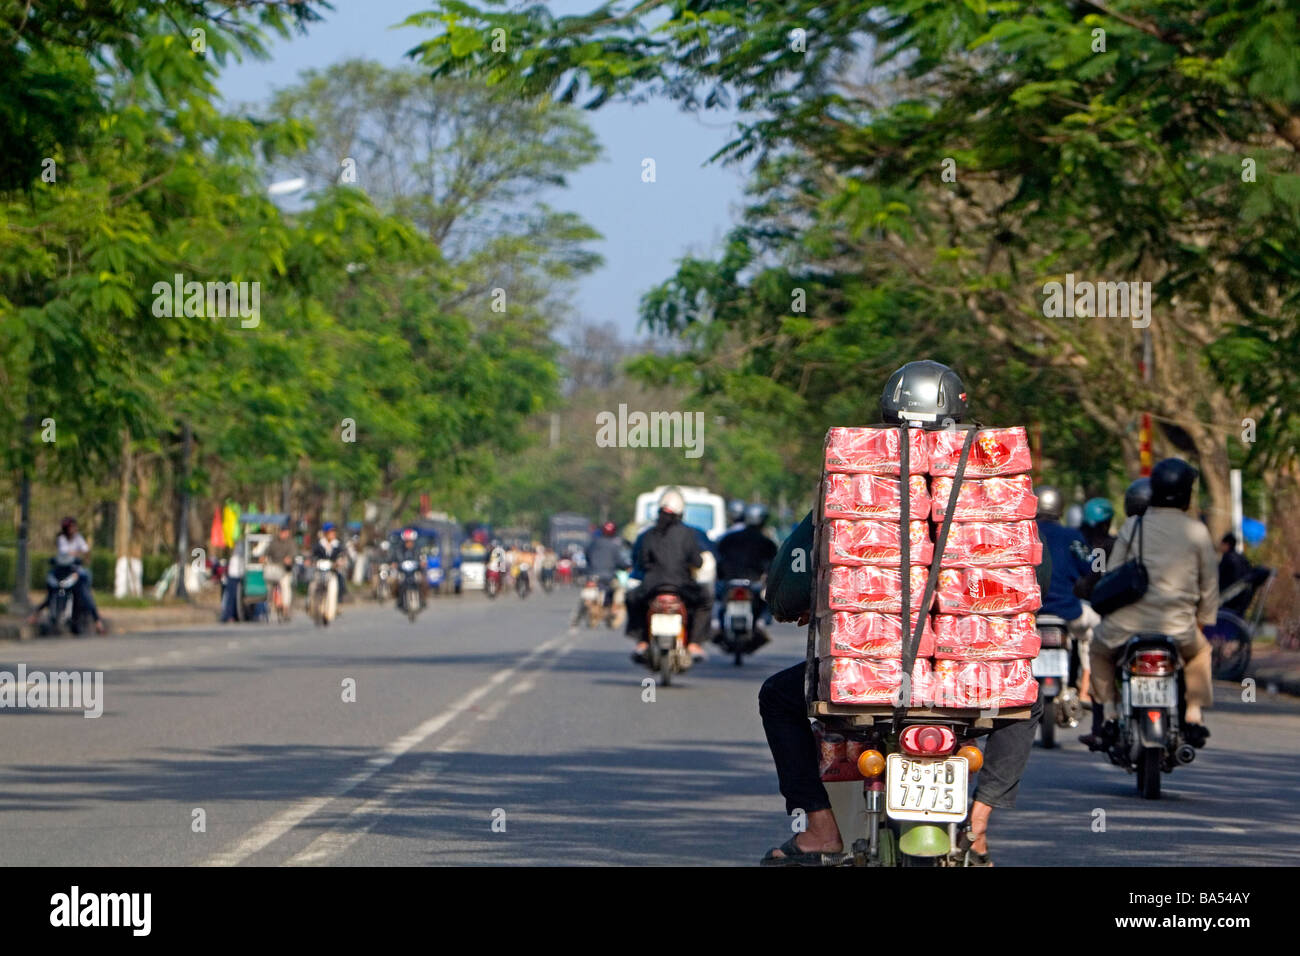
[322,522,337,540]
[1150,457,1197,511]
[726,499,745,525]
[60,516,78,537]
[1035,486,1064,522]
[602,521,618,537]
[1081,497,1115,536]
[278,526,291,539]
[1219,533,1238,555]
[401,528,418,546]
[658,487,685,520]
[744,503,769,528]
[880,360,968,429]
[1124,477,1152,518]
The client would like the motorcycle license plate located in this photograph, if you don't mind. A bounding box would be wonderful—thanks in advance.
[1130,676,1175,708]
[581,587,599,601]
[726,601,751,620]
[1031,648,1069,678]
[650,613,681,638]
[886,754,968,822]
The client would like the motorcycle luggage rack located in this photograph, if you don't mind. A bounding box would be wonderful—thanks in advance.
[811,700,1032,728]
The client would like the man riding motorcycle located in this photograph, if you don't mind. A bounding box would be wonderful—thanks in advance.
[392,527,429,611]
[572,521,627,625]
[758,360,1046,866]
[714,502,778,651]
[725,498,746,535]
[1081,458,1218,751]
[625,488,711,663]
[1035,486,1100,705]
[263,525,297,616]
[313,522,347,609]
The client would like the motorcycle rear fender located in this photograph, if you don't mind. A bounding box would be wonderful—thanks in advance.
[1133,708,1168,749]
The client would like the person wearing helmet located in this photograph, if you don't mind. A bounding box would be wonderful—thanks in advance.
[1123,477,1152,518]
[1063,503,1084,529]
[391,527,428,611]
[1036,485,1100,708]
[759,361,1047,866]
[715,503,779,649]
[624,487,710,661]
[726,499,746,533]
[1082,458,1219,751]
[313,522,348,609]
[572,521,628,625]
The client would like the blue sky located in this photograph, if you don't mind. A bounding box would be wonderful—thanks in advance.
[214,0,750,337]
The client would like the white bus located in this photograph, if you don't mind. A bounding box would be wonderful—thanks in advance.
[633,486,727,542]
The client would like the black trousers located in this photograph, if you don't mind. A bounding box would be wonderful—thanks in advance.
[758,663,1042,817]
[626,582,711,644]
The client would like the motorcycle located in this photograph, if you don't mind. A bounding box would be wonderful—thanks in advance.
[373,561,393,602]
[717,579,759,667]
[308,558,339,627]
[40,560,90,636]
[1031,614,1081,748]
[578,575,624,628]
[1102,634,1195,799]
[515,562,531,598]
[397,558,424,622]
[644,589,692,686]
[819,713,997,866]
[540,563,555,593]
[485,565,504,599]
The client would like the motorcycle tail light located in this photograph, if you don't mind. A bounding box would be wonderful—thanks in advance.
[1037,627,1066,648]
[729,587,750,600]
[856,750,886,778]
[1132,650,1175,676]
[957,743,983,772]
[900,725,956,756]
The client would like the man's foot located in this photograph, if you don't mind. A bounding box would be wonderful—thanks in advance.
[762,832,845,865]
[94,619,106,635]
[687,642,706,660]
[631,641,650,664]
[1184,722,1210,749]
[1079,720,1117,752]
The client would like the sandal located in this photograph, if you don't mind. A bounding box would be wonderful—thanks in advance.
[1184,723,1210,749]
[760,835,848,867]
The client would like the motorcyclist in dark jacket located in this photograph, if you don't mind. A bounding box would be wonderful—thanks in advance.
[715,503,778,647]
[625,488,710,661]
[572,522,627,624]
[391,527,429,610]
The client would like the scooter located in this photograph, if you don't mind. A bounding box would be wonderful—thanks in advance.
[644,589,693,686]
[40,560,90,636]
[308,559,339,627]
[485,566,504,599]
[397,558,424,622]
[1031,614,1078,748]
[515,562,532,598]
[717,579,759,666]
[1102,634,1196,799]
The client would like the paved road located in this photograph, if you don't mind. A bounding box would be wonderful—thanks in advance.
[1,590,1297,865]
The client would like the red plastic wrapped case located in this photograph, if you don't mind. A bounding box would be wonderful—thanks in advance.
[819,657,933,706]
[934,566,1042,615]
[824,427,932,476]
[823,564,933,613]
[930,659,1039,709]
[822,519,934,567]
[939,521,1043,569]
[931,612,1041,661]
[816,610,935,659]
[930,475,1038,522]
[814,723,869,782]
[823,473,931,520]
[930,427,1033,478]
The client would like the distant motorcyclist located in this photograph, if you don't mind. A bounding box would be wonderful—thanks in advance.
[313,522,347,607]
[725,498,746,535]
[392,527,429,610]
[625,488,711,662]
[715,503,778,649]
[1081,459,1218,751]
[1216,533,1253,616]
[27,517,105,634]
[571,522,627,624]
[262,525,297,615]
[1036,486,1099,707]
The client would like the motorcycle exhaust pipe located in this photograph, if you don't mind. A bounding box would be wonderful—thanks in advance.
[1175,744,1196,765]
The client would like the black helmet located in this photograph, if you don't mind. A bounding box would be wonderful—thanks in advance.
[1035,486,1064,521]
[744,503,769,528]
[726,499,745,525]
[1123,477,1152,518]
[1150,457,1197,510]
[880,360,968,429]
[1064,503,1084,528]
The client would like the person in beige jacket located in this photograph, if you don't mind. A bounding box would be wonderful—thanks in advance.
[1084,458,1218,751]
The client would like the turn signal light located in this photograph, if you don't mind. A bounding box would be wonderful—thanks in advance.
[957,743,983,773]
[856,750,886,778]
[900,725,956,756]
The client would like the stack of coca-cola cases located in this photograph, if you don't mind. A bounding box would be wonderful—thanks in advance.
[813,426,1042,781]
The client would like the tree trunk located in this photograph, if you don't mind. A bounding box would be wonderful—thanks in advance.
[174,422,193,600]
[115,429,135,596]
[11,466,32,615]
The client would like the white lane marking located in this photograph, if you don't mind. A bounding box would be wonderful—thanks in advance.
[205,631,571,867]
[283,761,442,867]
